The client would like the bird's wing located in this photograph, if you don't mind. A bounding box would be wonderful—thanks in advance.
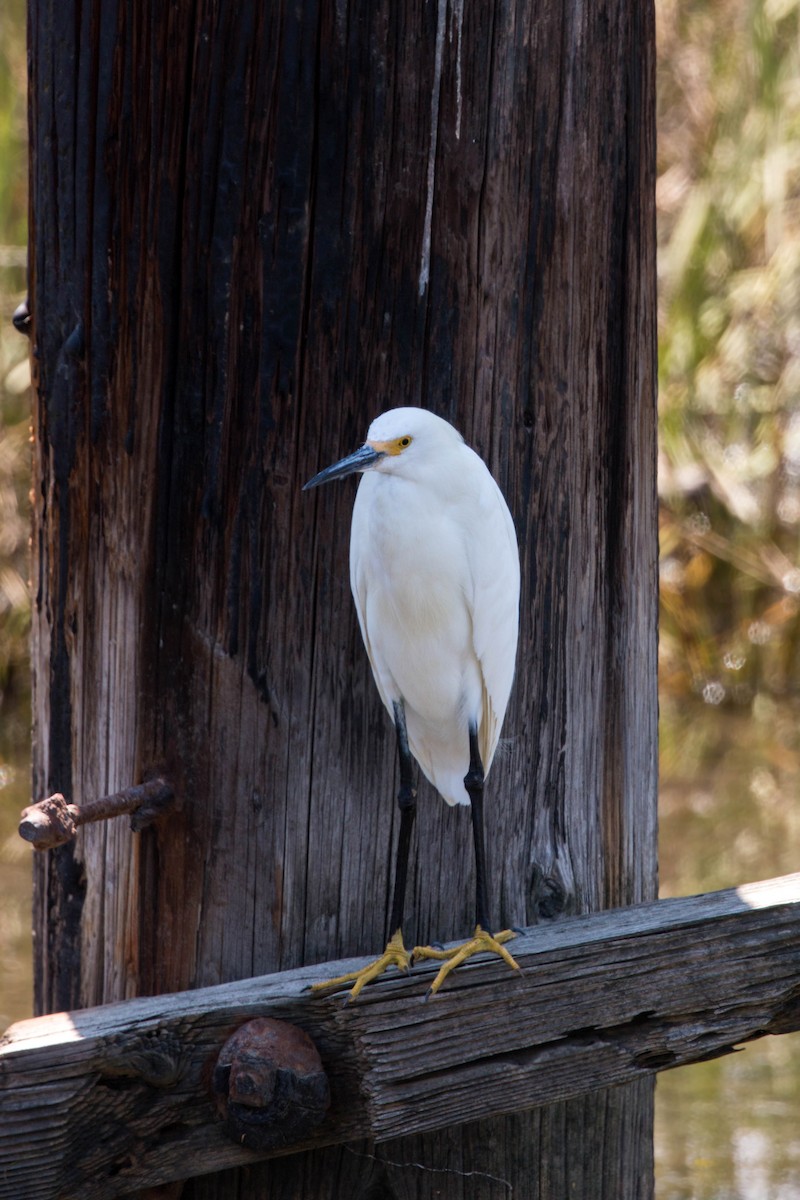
[349,480,396,720]
[465,465,521,771]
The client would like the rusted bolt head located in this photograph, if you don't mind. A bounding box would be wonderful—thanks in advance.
[19,794,78,850]
[212,1018,330,1151]
[12,299,31,336]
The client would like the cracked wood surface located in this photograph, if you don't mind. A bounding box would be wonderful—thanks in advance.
[2,875,799,1199]
[27,0,657,1195]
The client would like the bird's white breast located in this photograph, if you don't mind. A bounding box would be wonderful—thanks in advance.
[352,470,476,724]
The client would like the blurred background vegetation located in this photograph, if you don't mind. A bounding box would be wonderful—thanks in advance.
[0,0,32,1035]
[1,0,800,1195]
[656,3,800,1194]
[0,0,28,724]
[657,0,800,899]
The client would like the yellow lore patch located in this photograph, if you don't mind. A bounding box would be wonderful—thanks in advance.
[369,435,413,456]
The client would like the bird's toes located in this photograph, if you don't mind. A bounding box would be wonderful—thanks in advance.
[493,928,518,945]
[410,943,451,964]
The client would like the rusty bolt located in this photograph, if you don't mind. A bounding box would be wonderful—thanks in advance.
[19,776,174,850]
[12,299,31,336]
[18,793,78,849]
[212,1018,330,1152]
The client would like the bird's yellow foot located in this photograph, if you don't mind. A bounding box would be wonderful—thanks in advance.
[412,925,519,996]
[310,928,410,1001]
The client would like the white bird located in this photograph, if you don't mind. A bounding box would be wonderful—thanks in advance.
[304,407,521,998]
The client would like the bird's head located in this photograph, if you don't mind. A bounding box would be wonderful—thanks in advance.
[303,407,462,491]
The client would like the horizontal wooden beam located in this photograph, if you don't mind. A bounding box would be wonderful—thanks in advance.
[2,873,800,1199]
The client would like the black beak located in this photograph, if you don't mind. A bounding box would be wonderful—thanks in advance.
[303,444,385,490]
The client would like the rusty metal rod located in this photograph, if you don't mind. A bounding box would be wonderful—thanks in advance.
[19,777,174,851]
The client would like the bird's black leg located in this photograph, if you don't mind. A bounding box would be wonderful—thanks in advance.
[389,700,417,938]
[410,723,518,996]
[465,724,491,931]
[409,724,518,995]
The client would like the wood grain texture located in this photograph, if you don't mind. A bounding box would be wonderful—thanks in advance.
[27,0,657,1196]
[2,876,800,1199]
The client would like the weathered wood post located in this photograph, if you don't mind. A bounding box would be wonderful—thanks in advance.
[29,0,657,1196]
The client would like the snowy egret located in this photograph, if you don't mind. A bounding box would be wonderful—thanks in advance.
[305,407,520,998]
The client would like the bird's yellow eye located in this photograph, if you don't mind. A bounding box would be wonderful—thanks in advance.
[398,436,412,449]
